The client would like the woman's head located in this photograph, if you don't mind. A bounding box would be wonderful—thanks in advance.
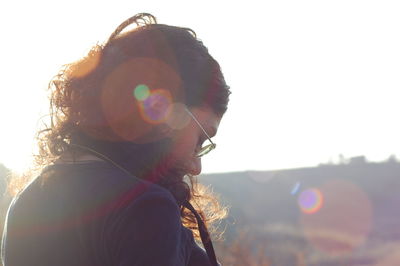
[42,13,230,178]
[57,13,229,144]
[34,13,230,237]
[45,13,229,157]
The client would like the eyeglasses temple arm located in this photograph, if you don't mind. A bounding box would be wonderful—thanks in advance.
[185,108,215,145]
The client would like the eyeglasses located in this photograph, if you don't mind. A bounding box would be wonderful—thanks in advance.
[185,108,216,157]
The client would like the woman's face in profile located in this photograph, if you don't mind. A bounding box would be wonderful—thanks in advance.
[168,106,221,176]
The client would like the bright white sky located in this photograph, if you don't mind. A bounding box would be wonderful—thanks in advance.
[0,0,399,174]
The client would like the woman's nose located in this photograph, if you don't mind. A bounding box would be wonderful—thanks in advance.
[187,157,202,176]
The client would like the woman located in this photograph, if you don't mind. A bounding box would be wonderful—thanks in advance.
[2,13,230,265]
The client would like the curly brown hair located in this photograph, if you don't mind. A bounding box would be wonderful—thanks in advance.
[24,13,231,239]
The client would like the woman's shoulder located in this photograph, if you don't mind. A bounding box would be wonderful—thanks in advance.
[39,161,173,196]
[46,160,178,210]
[3,162,194,266]
[6,161,184,242]
[10,161,179,228]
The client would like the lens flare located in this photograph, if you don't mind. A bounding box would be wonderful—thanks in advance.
[99,57,183,143]
[133,84,150,101]
[139,89,172,124]
[300,180,372,256]
[375,249,400,266]
[298,188,324,214]
[165,102,191,130]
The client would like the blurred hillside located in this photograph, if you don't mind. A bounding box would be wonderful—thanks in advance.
[201,156,400,265]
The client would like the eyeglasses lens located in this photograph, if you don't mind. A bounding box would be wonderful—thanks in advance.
[196,143,216,157]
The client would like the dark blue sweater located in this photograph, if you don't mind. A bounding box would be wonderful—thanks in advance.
[2,162,212,265]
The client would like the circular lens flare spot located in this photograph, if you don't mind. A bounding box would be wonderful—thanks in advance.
[298,188,324,214]
[139,89,172,124]
[165,102,191,130]
[99,57,183,143]
[300,180,372,256]
[133,84,150,101]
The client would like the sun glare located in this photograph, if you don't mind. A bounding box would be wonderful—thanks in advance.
[0,0,399,174]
